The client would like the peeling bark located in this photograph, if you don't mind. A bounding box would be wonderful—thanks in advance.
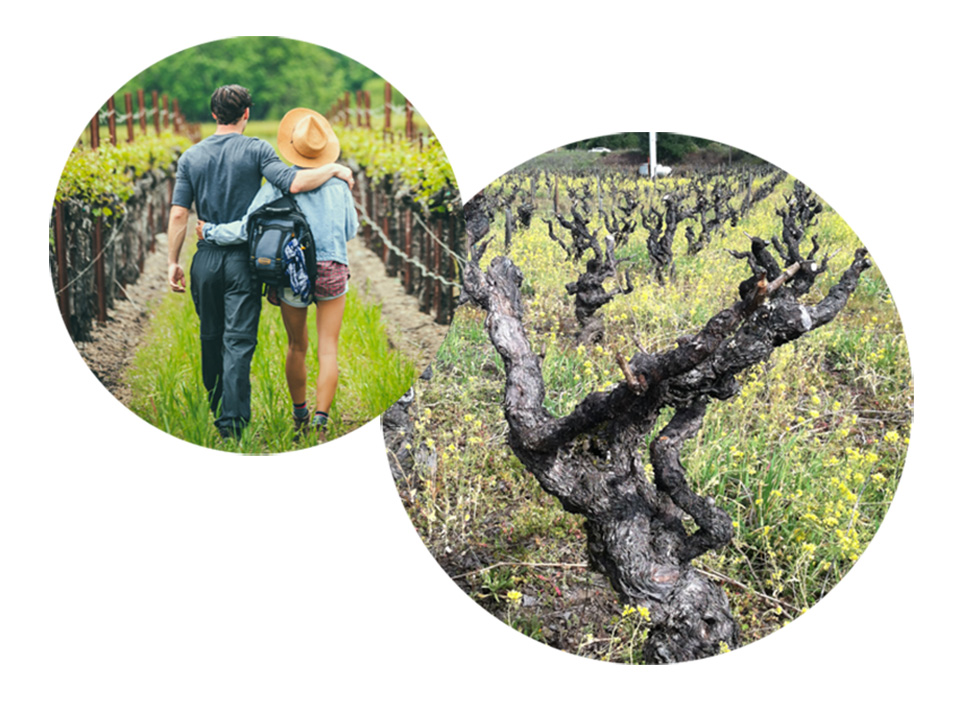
[462,194,871,663]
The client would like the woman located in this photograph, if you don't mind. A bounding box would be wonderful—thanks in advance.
[199,107,358,439]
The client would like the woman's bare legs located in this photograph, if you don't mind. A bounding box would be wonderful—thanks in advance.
[314,294,347,420]
[280,301,310,410]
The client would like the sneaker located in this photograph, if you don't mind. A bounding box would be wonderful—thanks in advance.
[312,413,328,441]
[293,411,311,431]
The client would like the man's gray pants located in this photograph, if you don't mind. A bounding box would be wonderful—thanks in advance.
[189,242,261,435]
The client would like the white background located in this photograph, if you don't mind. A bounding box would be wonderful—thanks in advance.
[3,3,957,710]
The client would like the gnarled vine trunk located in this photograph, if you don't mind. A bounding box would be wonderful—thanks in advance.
[642,192,696,285]
[462,193,870,663]
[544,197,634,344]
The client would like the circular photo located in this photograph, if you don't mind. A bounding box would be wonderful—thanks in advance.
[383,132,912,663]
[50,36,463,453]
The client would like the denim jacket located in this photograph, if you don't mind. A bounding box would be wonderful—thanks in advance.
[202,173,358,265]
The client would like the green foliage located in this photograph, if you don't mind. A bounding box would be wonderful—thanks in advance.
[564,132,646,151]
[655,132,716,162]
[339,127,458,212]
[56,132,191,207]
[115,37,380,121]
[359,77,406,109]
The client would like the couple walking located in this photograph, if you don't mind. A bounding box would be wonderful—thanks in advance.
[166,84,358,442]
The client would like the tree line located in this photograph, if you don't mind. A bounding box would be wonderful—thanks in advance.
[564,132,759,164]
[117,36,402,122]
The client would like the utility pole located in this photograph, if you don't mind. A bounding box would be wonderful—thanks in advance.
[650,131,658,182]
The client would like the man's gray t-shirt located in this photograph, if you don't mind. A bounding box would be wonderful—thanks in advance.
[171,133,297,225]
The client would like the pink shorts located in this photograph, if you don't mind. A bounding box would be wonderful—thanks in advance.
[276,261,350,307]
[313,261,350,301]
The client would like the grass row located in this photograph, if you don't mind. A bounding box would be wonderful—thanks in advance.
[125,234,418,454]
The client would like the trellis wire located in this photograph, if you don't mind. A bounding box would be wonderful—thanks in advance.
[354,199,461,290]
[54,87,192,337]
[327,81,463,324]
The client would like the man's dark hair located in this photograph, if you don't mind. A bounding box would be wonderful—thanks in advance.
[210,85,252,125]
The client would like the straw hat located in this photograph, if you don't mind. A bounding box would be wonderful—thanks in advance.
[277,108,340,168]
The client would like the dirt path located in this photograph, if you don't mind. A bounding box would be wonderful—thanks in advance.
[74,228,174,407]
[345,238,450,374]
[74,215,450,406]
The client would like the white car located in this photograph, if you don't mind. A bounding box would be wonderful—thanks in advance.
[638,163,672,177]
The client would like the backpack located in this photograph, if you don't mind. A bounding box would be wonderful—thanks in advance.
[246,193,317,301]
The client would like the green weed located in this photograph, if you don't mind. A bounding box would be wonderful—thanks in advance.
[394,171,912,662]
[126,239,417,454]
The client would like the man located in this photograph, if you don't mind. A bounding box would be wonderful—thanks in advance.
[167,84,353,439]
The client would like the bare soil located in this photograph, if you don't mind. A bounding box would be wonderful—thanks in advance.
[344,237,449,375]
[435,548,624,658]
[74,216,450,406]
[74,229,173,407]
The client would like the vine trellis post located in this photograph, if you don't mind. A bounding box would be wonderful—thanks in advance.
[53,88,194,339]
[331,82,462,325]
